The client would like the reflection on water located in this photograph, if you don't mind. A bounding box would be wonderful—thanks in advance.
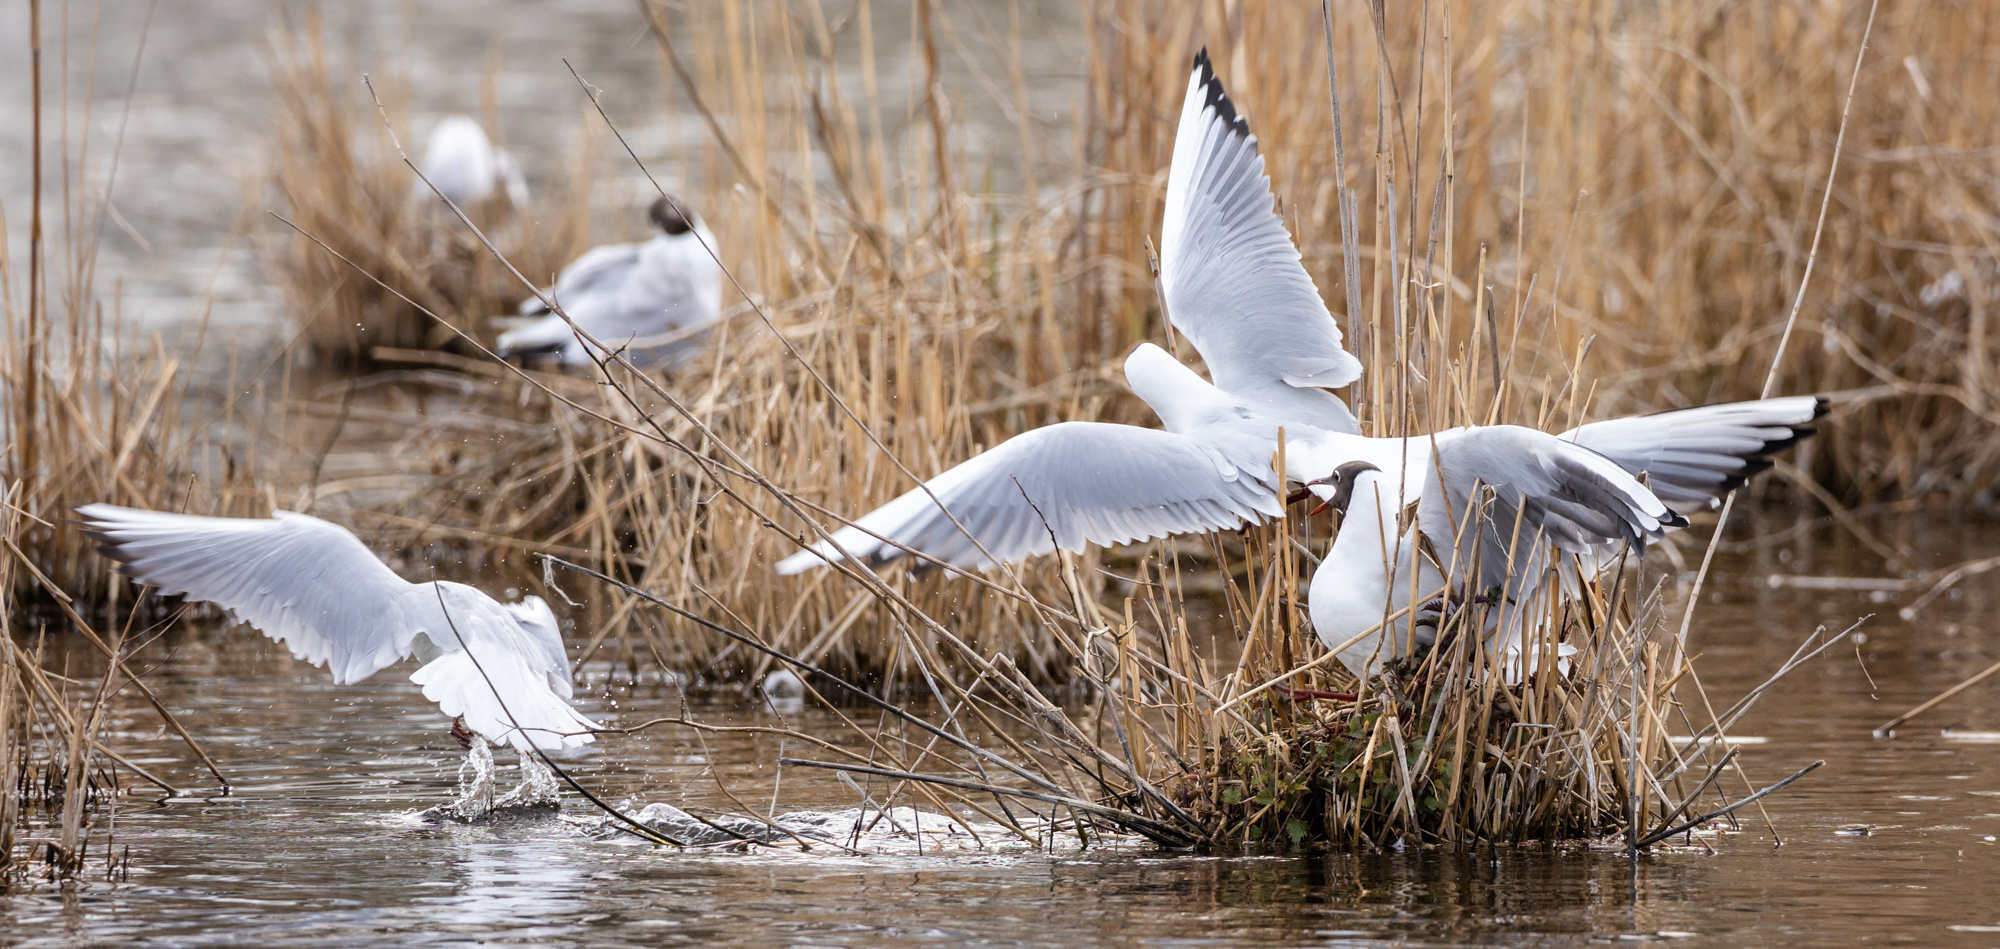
[4,514,2000,947]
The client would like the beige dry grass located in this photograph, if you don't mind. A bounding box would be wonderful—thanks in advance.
[3,0,1957,847]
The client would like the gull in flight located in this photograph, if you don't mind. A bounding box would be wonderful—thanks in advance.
[77,504,597,756]
[775,44,1825,680]
[1307,397,1824,680]
[495,196,722,368]
[777,51,1359,575]
[416,116,530,210]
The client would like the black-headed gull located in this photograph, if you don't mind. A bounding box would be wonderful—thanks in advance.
[77,504,596,755]
[1309,398,1824,679]
[495,196,722,368]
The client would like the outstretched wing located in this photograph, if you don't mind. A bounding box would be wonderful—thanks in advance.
[77,505,422,685]
[1159,51,1361,433]
[1418,428,1685,598]
[1561,396,1826,510]
[776,421,1284,574]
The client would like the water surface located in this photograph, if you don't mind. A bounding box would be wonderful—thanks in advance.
[6,514,2000,948]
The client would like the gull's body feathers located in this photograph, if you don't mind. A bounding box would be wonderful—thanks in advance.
[77,505,594,754]
[497,223,722,368]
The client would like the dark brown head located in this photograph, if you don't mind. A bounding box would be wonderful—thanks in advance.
[648,195,695,235]
[1308,460,1383,519]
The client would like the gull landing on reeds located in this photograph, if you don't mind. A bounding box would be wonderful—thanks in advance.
[416,116,530,210]
[76,505,597,758]
[494,195,722,368]
[774,52,1698,578]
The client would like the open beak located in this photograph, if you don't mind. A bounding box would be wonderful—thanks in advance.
[1304,477,1335,518]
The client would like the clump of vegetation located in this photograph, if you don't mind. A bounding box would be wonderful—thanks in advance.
[264,8,591,365]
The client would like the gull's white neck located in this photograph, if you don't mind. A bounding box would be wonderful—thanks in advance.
[1122,342,1255,433]
[1310,470,1403,670]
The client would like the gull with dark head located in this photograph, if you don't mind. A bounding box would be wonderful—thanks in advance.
[495,195,721,368]
[76,504,596,758]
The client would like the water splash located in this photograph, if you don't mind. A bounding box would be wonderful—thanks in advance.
[422,737,563,822]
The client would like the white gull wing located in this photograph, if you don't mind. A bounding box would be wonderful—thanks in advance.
[78,505,596,754]
[596,226,723,345]
[498,243,646,359]
[1560,396,1826,511]
[775,421,1286,574]
[1159,51,1361,434]
[1417,427,1685,601]
[501,227,722,367]
[78,505,423,685]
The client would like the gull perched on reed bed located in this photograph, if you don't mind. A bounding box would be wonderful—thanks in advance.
[1307,396,1822,679]
[77,504,596,756]
[495,195,722,368]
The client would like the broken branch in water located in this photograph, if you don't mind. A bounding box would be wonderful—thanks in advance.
[1636,760,1824,848]
[777,758,1199,847]
[1872,656,2000,739]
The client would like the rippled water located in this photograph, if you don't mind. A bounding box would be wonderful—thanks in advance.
[3,512,2000,947]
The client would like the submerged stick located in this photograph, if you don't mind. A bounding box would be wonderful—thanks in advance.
[1636,760,1823,848]
[1872,657,2000,739]
[777,759,1196,846]
[545,555,1171,833]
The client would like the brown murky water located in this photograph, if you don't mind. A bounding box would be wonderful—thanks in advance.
[6,512,2000,947]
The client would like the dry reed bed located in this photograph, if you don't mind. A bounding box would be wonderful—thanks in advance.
[252,1,1869,845]
[272,0,1964,682]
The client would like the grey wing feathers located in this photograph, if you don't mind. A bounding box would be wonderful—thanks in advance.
[518,243,642,315]
[776,421,1284,574]
[76,505,420,685]
[1561,396,1825,510]
[502,596,574,699]
[1422,428,1685,595]
[1158,52,1361,433]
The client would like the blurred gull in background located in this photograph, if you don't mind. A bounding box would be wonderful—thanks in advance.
[495,195,722,368]
[416,115,530,210]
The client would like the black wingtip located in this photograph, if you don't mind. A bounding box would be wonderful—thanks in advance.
[1190,47,1250,140]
